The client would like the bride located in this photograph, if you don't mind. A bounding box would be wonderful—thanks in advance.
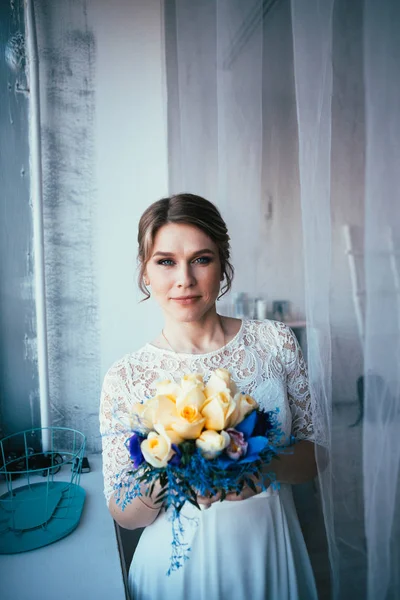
[100,193,319,600]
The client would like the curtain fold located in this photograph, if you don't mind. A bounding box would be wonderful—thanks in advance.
[290,0,337,595]
[215,0,263,297]
[363,2,400,598]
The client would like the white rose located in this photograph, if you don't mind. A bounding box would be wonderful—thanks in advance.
[196,429,230,460]
[204,368,237,398]
[140,424,175,468]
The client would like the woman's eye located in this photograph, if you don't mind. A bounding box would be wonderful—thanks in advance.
[193,256,211,265]
[158,259,175,266]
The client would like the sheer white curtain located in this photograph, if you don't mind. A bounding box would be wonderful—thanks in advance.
[363,2,400,599]
[168,0,400,597]
[169,0,263,298]
[290,0,337,595]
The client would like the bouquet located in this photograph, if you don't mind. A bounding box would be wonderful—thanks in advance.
[114,368,285,574]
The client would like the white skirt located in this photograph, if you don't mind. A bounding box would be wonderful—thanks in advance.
[128,484,318,600]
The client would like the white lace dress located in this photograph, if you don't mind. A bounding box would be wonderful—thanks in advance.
[100,319,318,600]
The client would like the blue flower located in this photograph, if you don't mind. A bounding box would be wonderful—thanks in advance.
[128,433,145,468]
[252,410,274,437]
[169,444,182,466]
[216,410,272,468]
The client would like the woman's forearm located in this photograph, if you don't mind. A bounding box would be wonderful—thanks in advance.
[265,440,318,485]
[108,482,162,530]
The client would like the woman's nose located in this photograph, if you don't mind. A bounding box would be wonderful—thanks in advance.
[176,263,196,287]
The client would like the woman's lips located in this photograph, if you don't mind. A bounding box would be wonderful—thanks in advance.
[171,296,200,305]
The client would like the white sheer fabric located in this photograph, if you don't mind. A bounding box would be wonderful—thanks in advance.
[169,0,263,297]
[292,1,400,598]
[215,0,263,297]
[171,0,218,198]
[290,0,337,594]
[363,2,400,598]
[167,1,400,598]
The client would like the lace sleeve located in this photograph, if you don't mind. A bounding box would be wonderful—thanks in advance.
[99,361,139,507]
[275,322,315,442]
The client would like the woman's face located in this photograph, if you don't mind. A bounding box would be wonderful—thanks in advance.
[144,223,222,323]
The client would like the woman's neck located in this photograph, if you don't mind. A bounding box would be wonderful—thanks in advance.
[160,310,226,354]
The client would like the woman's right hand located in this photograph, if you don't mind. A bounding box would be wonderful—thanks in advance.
[196,490,222,509]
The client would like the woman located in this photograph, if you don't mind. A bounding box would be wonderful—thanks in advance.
[100,193,319,600]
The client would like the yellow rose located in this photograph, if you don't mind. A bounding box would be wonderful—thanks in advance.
[180,373,205,392]
[134,395,177,431]
[160,427,183,445]
[140,424,175,468]
[152,396,186,444]
[170,401,206,439]
[166,386,207,439]
[155,379,181,400]
[228,392,258,428]
[196,429,230,460]
[176,386,207,412]
[134,396,184,444]
[151,395,178,427]
[201,391,236,431]
[204,368,237,398]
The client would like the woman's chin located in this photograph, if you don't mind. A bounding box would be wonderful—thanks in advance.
[166,303,214,323]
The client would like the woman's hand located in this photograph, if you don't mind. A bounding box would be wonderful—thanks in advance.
[225,474,268,502]
[196,490,222,509]
[197,475,269,507]
[224,484,258,502]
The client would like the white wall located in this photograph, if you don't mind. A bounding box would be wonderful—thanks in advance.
[91,0,168,377]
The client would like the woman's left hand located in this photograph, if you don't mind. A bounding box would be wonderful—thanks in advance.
[224,475,268,502]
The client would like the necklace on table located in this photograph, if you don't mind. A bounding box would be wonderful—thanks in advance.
[161,315,226,354]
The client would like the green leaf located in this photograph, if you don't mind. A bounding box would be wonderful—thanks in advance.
[155,490,167,503]
[187,496,201,510]
[246,478,258,494]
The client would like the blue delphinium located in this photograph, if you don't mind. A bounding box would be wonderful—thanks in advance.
[127,433,145,468]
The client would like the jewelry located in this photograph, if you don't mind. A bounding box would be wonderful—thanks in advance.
[161,329,174,351]
[161,315,226,354]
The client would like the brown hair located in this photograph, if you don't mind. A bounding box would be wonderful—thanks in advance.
[137,193,234,301]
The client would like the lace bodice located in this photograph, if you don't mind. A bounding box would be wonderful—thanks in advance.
[99,319,315,506]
